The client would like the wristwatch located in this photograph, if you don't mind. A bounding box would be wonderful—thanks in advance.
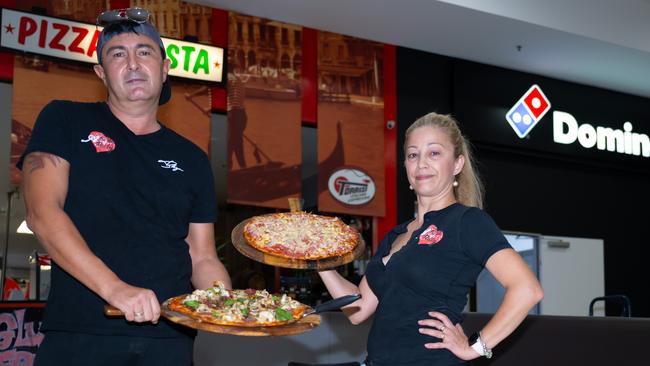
[468,331,493,359]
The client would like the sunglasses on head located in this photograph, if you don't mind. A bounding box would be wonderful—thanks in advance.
[96,7,150,27]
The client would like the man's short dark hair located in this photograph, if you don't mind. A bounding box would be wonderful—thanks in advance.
[96,20,166,65]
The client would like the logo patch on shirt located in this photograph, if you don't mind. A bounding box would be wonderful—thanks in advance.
[158,160,184,172]
[418,224,444,245]
[81,131,115,153]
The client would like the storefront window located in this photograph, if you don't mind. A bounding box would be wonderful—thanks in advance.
[281,28,288,45]
[1,191,46,301]
[294,30,301,46]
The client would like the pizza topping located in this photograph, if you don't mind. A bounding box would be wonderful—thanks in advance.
[275,308,293,321]
[183,300,200,308]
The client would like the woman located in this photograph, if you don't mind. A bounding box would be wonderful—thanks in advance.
[318,112,543,365]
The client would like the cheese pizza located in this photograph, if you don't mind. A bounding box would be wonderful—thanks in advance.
[243,212,360,260]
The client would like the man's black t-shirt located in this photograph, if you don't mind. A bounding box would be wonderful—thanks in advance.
[364,203,511,365]
[18,100,217,338]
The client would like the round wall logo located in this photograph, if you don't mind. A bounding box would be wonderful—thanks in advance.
[328,168,375,205]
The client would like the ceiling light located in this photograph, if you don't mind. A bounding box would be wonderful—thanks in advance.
[17,220,33,234]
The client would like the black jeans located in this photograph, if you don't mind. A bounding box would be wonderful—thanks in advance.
[34,331,193,366]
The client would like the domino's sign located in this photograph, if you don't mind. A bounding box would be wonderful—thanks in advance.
[505,84,551,138]
[505,85,650,159]
[553,111,649,158]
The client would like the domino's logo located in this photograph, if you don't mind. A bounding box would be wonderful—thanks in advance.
[505,85,551,138]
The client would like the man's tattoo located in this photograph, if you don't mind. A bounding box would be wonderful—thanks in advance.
[25,152,62,173]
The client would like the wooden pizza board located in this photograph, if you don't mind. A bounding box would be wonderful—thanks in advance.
[231,218,366,270]
[161,296,321,337]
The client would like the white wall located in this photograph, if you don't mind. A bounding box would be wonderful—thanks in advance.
[539,235,605,316]
[476,233,605,317]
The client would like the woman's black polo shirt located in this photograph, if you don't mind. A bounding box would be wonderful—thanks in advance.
[364,203,511,365]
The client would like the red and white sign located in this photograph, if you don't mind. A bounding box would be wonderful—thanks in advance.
[327,168,376,206]
[1,8,224,82]
[1,8,101,64]
[523,85,550,119]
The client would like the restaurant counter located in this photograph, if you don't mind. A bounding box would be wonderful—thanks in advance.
[464,312,649,366]
[194,312,650,366]
[3,302,648,365]
[194,311,369,365]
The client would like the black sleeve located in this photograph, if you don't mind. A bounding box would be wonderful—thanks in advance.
[189,152,218,223]
[459,207,512,266]
[16,100,73,170]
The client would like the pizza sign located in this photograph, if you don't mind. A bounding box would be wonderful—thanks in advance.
[327,168,375,206]
[0,8,224,82]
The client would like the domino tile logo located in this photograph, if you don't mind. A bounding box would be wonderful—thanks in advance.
[505,84,551,138]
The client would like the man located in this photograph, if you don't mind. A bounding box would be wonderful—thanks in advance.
[227,54,248,169]
[18,9,230,366]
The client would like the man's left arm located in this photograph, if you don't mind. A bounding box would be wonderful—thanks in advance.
[187,222,232,290]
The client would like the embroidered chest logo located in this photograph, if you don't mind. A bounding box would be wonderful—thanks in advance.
[158,160,184,172]
[81,131,115,153]
[418,224,444,245]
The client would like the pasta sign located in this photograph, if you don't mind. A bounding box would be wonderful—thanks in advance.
[0,8,224,83]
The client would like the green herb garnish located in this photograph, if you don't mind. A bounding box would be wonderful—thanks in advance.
[183,300,200,308]
[224,299,236,306]
[275,308,293,321]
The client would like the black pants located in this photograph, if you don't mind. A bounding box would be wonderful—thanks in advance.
[34,331,193,366]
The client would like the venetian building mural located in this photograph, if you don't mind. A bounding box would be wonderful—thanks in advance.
[132,0,211,42]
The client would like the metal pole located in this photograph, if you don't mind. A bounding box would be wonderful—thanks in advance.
[1,189,16,301]
[34,250,41,301]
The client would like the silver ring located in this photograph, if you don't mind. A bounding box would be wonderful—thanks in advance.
[135,311,144,317]
[440,325,446,332]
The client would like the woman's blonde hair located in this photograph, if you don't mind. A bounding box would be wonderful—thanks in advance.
[405,112,484,208]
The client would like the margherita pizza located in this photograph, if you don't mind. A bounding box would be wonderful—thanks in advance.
[243,212,359,260]
[168,282,307,327]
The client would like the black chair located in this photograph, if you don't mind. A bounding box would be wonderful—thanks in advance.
[288,362,360,366]
[589,294,631,317]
